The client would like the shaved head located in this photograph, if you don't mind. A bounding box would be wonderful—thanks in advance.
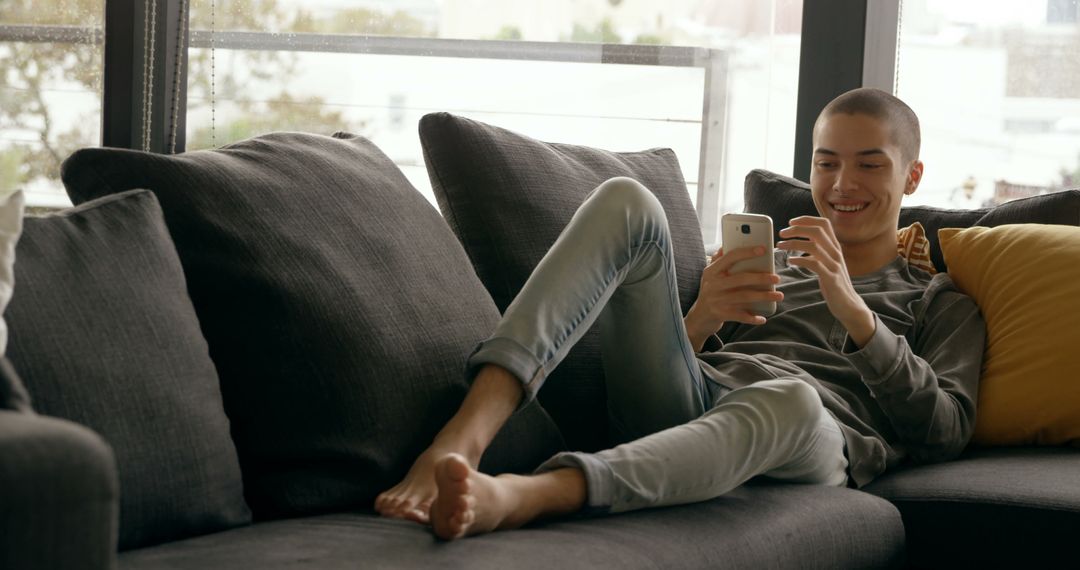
[816,88,921,163]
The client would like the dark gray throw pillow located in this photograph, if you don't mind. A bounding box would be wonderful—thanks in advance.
[744,169,1080,271]
[61,132,564,520]
[419,113,706,452]
[5,190,251,550]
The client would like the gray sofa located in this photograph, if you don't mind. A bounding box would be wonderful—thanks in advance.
[1,117,1078,569]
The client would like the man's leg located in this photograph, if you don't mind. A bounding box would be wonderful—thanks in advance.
[376,177,708,521]
[428,378,848,539]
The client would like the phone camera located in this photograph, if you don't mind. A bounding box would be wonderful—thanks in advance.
[740,224,751,234]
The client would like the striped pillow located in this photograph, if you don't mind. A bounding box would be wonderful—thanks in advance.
[897,221,937,274]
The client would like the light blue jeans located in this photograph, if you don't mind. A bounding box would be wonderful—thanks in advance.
[466,177,849,514]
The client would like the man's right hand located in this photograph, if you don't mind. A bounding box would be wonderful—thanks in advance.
[684,246,784,351]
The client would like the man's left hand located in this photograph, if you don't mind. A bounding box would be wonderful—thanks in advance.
[776,216,877,348]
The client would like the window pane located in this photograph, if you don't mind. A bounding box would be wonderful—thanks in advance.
[0,1,104,209]
[896,0,1080,209]
[186,0,802,240]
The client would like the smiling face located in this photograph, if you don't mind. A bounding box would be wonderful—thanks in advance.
[810,112,923,251]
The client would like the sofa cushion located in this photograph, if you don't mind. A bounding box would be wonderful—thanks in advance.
[118,483,904,569]
[61,132,565,520]
[743,169,1080,271]
[938,224,1080,446]
[864,447,1080,568]
[419,113,706,452]
[5,190,251,549]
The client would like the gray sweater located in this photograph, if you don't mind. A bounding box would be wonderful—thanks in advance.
[698,251,986,489]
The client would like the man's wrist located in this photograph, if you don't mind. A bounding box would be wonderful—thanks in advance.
[683,310,712,352]
[844,308,877,349]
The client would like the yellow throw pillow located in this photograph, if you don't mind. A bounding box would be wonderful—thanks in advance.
[939,224,1080,446]
[897,221,937,274]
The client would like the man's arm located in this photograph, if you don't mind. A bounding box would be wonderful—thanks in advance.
[843,287,986,464]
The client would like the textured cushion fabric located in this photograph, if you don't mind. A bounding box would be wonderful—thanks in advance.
[4,190,250,550]
[939,224,1080,446]
[743,168,1080,271]
[420,113,706,452]
[0,411,118,570]
[61,132,565,520]
[864,447,1080,568]
[118,484,905,570]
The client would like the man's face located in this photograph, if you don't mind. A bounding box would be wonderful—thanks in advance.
[809,113,921,247]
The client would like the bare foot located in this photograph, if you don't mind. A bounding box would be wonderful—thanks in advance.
[376,364,525,524]
[430,453,526,540]
[375,444,479,524]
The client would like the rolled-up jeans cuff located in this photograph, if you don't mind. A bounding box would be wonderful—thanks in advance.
[534,451,614,516]
[464,336,547,413]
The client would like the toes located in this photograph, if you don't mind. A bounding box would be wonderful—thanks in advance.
[403,507,431,525]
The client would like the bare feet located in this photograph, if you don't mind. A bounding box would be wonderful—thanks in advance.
[430,453,588,540]
[430,453,524,540]
[376,364,526,524]
[375,444,479,524]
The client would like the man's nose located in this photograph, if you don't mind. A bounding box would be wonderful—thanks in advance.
[833,165,858,193]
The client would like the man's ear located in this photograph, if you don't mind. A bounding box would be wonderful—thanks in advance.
[905,160,924,195]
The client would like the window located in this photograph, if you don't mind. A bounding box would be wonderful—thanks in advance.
[186,0,803,242]
[0,0,105,210]
[896,0,1080,209]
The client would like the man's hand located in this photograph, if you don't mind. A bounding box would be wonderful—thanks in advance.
[684,246,784,351]
[776,216,876,347]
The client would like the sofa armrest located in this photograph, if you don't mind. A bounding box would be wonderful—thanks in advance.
[0,410,118,570]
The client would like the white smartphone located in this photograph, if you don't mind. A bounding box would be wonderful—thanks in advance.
[720,213,777,317]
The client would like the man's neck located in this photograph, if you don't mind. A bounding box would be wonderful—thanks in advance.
[841,239,900,277]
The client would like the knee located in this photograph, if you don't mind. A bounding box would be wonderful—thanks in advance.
[588,177,665,223]
[730,378,824,432]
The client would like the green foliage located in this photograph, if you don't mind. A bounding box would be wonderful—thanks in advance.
[567,18,622,44]
[633,34,667,45]
[186,94,350,150]
[493,25,523,41]
[2,0,429,193]
[0,148,27,195]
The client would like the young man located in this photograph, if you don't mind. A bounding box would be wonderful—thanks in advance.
[376,88,987,540]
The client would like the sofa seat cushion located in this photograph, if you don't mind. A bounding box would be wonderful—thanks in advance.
[117,483,904,570]
[863,447,1080,568]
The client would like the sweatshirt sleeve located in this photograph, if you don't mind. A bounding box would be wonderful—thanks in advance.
[842,283,986,465]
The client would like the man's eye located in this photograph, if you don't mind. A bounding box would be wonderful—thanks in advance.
[860,163,884,169]
[816,162,836,169]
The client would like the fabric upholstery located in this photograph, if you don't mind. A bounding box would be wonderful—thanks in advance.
[118,484,904,570]
[896,221,935,274]
[419,113,706,452]
[939,224,1080,446]
[61,132,565,521]
[0,411,118,570]
[5,190,251,550]
[864,447,1080,568]
[743,169,1080,271]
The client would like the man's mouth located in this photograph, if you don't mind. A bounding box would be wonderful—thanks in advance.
[831,202,869,213]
